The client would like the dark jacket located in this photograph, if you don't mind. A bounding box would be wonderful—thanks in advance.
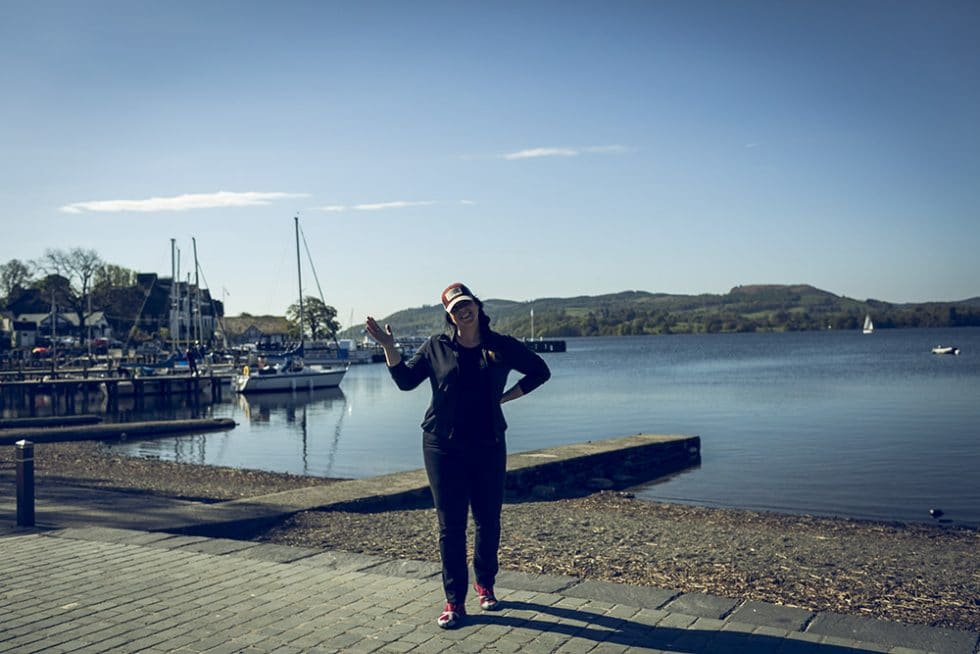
[388,330,550,440]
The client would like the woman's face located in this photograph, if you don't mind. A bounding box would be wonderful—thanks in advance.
[449,299,477,329]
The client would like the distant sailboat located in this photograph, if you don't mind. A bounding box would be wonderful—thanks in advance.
[862,314,874,334]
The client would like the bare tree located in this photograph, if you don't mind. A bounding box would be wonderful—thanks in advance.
[34,248,104,335]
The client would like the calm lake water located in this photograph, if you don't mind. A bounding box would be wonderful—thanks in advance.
[98,327,979,527]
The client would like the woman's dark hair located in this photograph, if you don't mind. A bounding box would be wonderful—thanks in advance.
[445,295,491,337]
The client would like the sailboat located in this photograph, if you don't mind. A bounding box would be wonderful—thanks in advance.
[233,216,348,393]
[862,314,874,335]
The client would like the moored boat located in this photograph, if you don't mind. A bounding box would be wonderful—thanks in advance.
[233,216,347,393]
[931,345,960,355]
[233,359,347,393]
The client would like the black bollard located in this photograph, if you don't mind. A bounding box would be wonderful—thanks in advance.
[16,440,35,527]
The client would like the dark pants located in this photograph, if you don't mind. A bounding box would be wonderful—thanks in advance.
[423,432,507,604]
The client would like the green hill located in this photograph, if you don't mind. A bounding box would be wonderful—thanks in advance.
[341,284,980,339]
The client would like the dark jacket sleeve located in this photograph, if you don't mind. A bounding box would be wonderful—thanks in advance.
[387,337,433,391]
[499,334,550,395]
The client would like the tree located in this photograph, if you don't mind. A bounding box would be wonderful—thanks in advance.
[32,274,74,338]
[94,264,137,288]
[286,296,340,343]
[91,263,141,338]
[33,248,104,335]
[0,258,33,305]
[33,274,72,305]
[97,285,147,342]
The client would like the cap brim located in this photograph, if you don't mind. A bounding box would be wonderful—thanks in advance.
[444,295,475,313]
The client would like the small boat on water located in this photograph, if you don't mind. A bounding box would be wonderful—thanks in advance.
[862,314,874,334]
[931,345,960,355]
[233,358,347,393]
[233,216,347,393]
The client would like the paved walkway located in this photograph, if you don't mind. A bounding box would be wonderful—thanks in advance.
[1,435,977,654]
[0,523,977,654]
[2,510,977,654]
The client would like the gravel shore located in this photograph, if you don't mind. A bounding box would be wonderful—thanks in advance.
[3,441,976,632]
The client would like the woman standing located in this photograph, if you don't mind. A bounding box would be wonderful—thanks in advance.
[365,282,551,629]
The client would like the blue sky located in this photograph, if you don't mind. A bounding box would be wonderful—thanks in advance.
[2,1,978,327]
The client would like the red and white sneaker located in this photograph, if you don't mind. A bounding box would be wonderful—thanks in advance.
[473,583,500,611]
[437,602,466,629]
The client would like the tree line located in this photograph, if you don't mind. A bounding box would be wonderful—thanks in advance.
[491,303,980,338]
[7,254,977,346]
[1,250,341,347]
[362,285,980,339]
[1,250,141,339]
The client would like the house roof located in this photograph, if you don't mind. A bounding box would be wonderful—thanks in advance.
[16,311,108,327]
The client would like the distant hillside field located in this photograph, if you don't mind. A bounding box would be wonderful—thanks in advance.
[338,285,980,339]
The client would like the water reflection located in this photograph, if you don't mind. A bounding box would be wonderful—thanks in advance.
[113,393,215,421]
[238,387,345,422]
[237,388,348,476]
[100,387,352,477]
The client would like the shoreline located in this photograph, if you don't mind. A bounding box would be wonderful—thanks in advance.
[1,440,976,632]
[261,493,978,633]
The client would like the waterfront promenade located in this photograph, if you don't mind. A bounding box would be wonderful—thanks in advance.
[1,435,978,653]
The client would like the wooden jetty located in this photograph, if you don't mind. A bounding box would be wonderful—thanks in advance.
[524,339,567,353]
[0,415,102,429]
[0,417,237,445]
[168,433,701,537]
[0,374,227,414]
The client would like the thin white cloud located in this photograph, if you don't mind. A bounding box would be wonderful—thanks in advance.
[316,199,470,213]
[60,191,309,214]
[502,144,633,160]
[503,147,579,160]
[354,200,438,211]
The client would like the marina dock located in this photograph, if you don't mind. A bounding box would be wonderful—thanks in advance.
[0,373,228,414]
[0,417,236,446]
[524,338,567,352]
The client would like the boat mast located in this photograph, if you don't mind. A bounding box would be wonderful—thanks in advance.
[294,215,305,348]
[50,289,57,376]
[176,247,182,350]
[192,237,202,345]
[170,238,177,351]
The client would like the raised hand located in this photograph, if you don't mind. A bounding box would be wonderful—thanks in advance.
[365,316,396,348]
[365,316,401,367]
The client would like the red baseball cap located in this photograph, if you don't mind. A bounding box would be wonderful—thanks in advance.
[441,282,475,313]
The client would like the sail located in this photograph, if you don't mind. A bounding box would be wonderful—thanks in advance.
[863,315,874,334]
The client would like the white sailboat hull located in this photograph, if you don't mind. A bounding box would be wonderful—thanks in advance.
[233,365,347,393]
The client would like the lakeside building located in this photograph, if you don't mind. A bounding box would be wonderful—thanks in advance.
[0,273,225,353]
[134,273,223,347]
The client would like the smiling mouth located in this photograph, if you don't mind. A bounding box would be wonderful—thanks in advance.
[454,307,475,321]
